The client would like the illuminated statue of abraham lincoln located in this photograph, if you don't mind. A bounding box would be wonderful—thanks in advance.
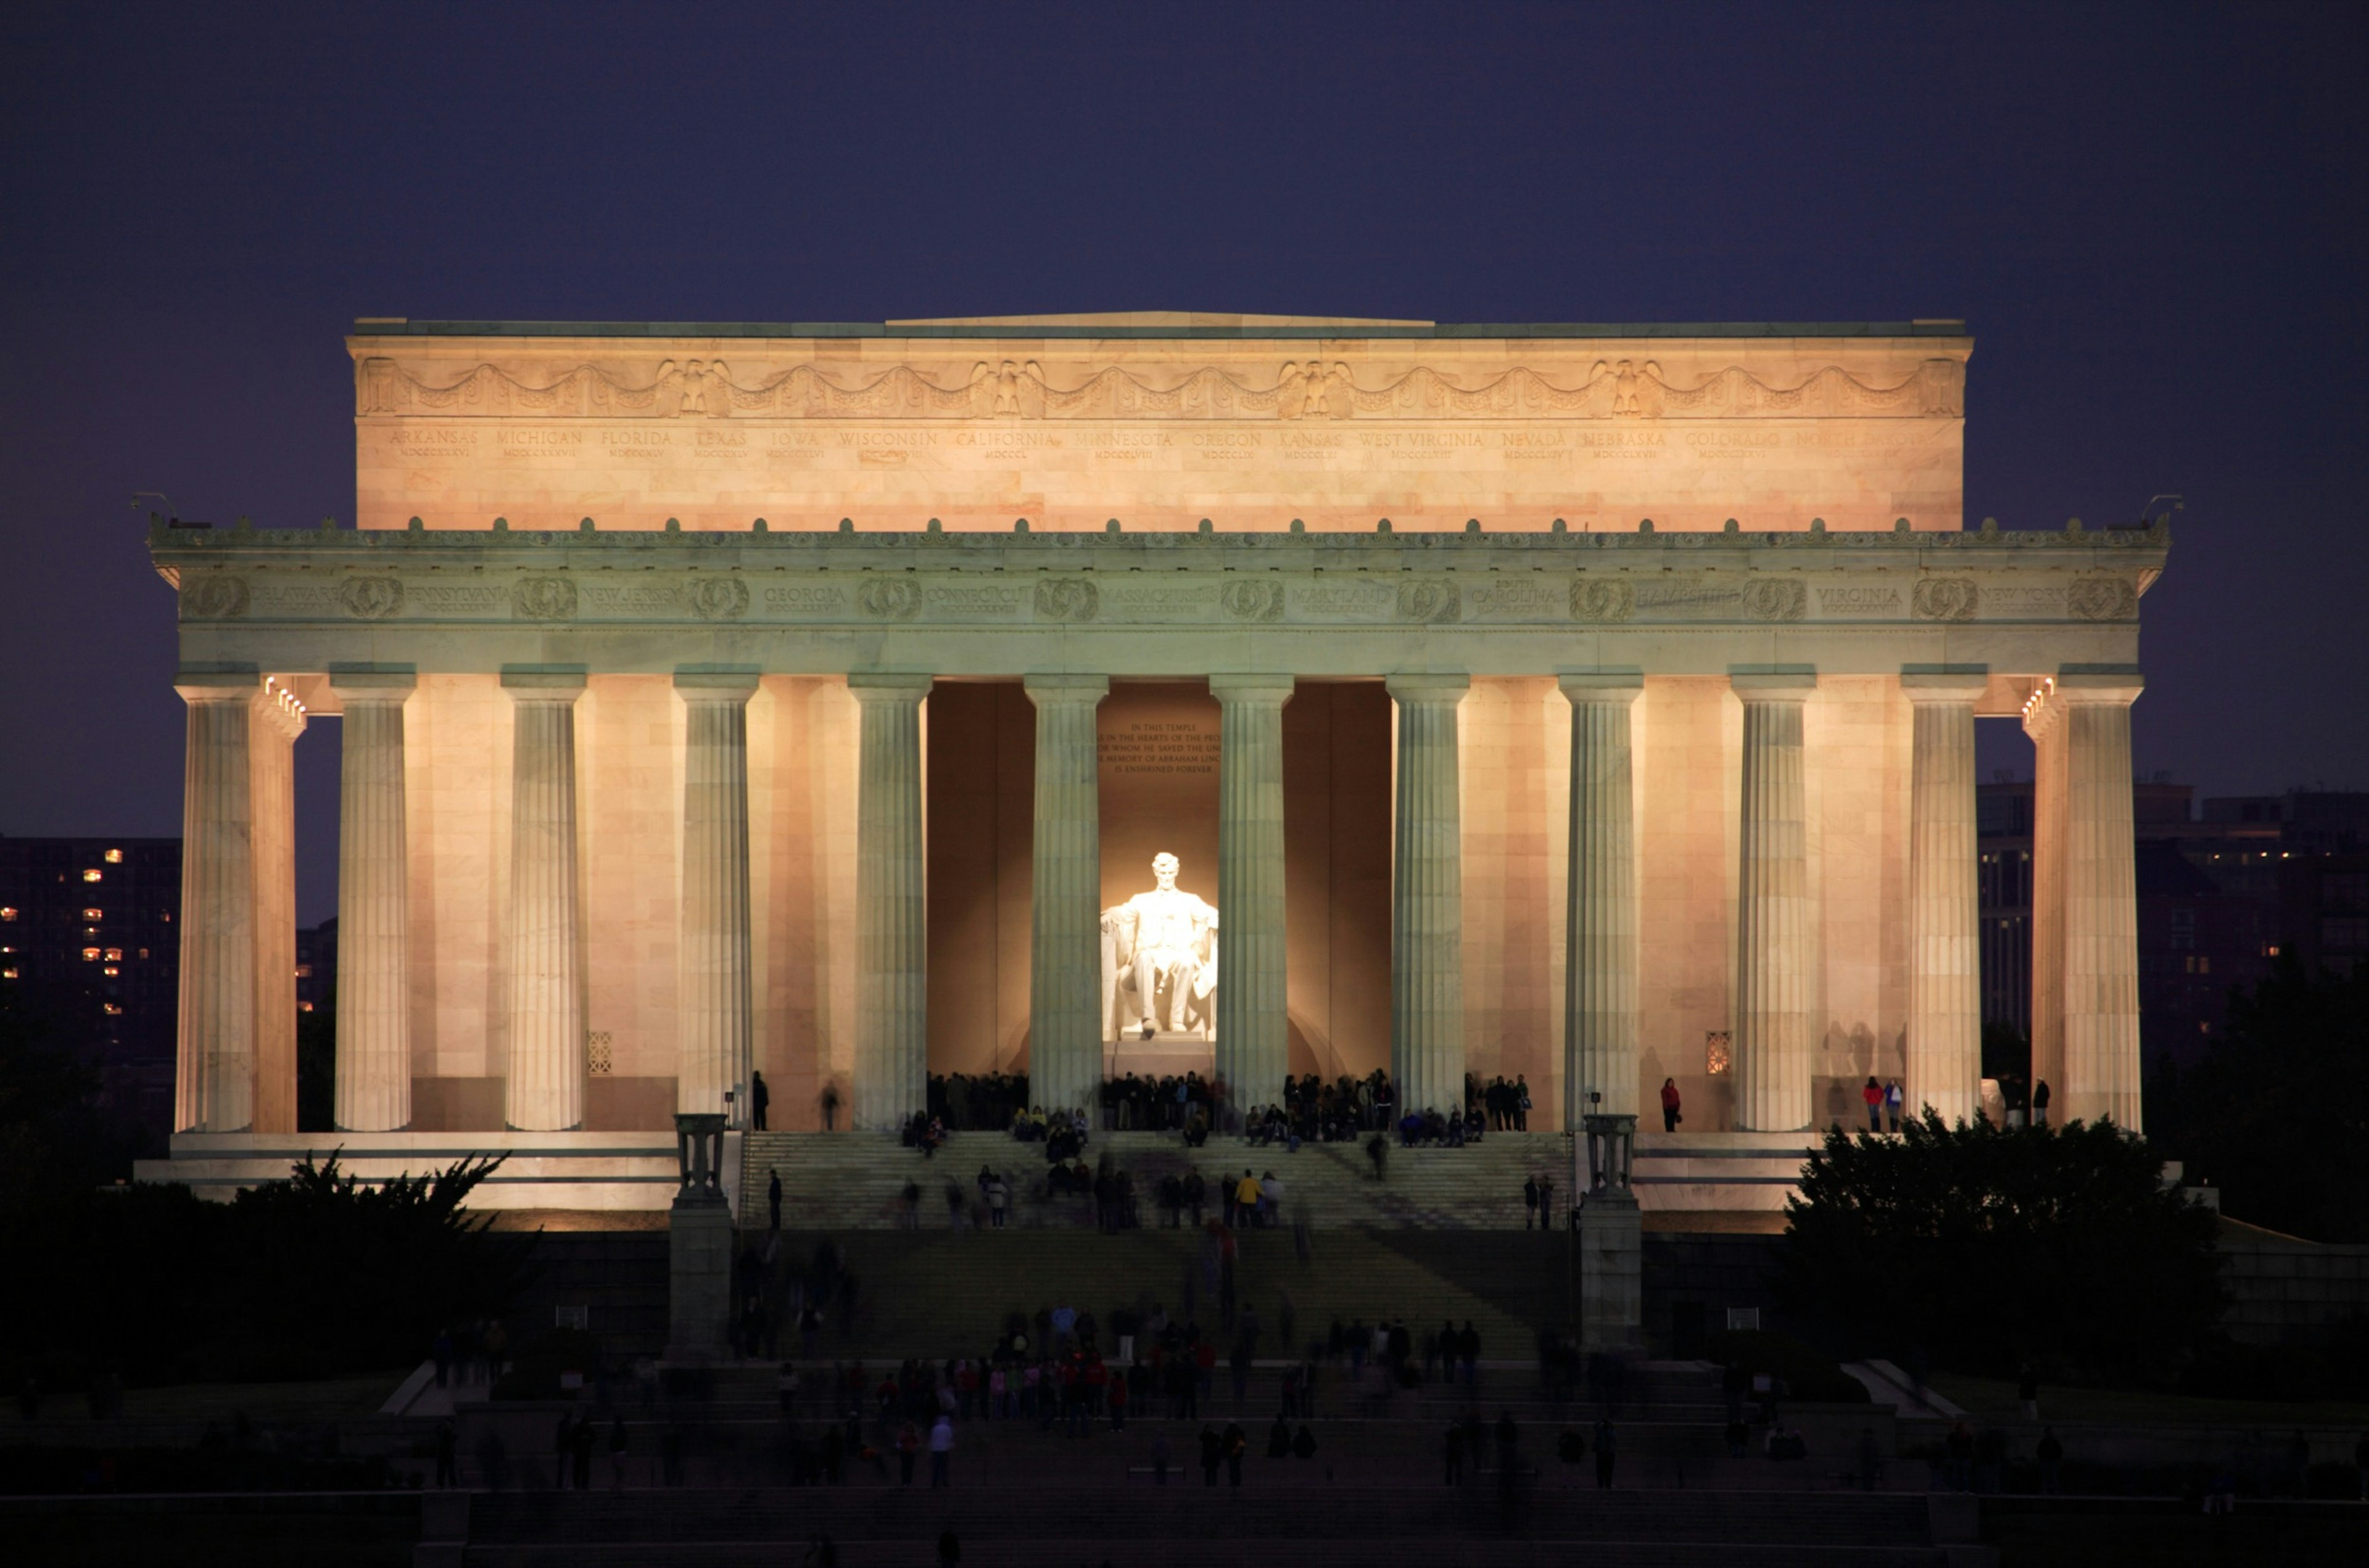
[1100,852,1218,1041]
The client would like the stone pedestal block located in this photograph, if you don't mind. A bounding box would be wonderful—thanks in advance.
[1577,1190,1644,1355]
[666,1196,734,1363]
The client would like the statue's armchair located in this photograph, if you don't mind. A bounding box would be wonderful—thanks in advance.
[1099,903,1217,1041]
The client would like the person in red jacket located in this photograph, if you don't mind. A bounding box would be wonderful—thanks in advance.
[1861,1076,1883,1133]
[1659,1078,1682,1133]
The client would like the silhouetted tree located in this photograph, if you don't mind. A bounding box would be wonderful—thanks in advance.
[1780,1112,2223,1383]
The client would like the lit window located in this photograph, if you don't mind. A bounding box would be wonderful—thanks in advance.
[161,911,170,922]
[0,908,15,922]
[1,968,15,980]
[81,946,101,962]
[104,947,120,960]
[103,1004,122,1016]
[138,948,148,960]
[82,870,102,883]
[298,1001,314,1013]
[2198,956,2210,975]
[82,907,103,921]
[104,849,122,864]
[102,966,118,976]
[2267,944,2281,958]
[294,964,313,979]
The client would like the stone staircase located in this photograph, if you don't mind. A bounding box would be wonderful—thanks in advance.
[746,1228,1560,1362]
[742,1131,1581,1232]
[455,1486,1956,1567]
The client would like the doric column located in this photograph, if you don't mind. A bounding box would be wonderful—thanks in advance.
[247,680,305,1133]
[2024,673,2144,1129]
[1387,675,1468,1119]
[1560,674,1643,1125]
[503,669,587,1132]
[1212,676,1295,1115]
[1903,671,1986,1126]
[1024,675,1108,1120]
[173,673,262,1133]
[330,669,416,1132]
[676,672,758,1124]
[849,674,932,1131]
[1732,672,1817,1133]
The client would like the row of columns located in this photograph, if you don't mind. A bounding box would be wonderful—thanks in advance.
[172,666,2143,1137]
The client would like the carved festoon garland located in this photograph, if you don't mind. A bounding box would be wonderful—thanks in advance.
[357,355,1966,423]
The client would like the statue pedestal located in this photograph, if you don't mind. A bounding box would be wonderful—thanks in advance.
[666,1193,733,1363]
[666,1112,732,1364]
[1578,1112,1644,1355]
[1104,1031,1215,1083]
[1576,1191,1643,1354]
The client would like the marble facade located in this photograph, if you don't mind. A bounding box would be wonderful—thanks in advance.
[139,315,2165,1207]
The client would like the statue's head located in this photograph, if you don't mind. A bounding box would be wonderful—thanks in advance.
[1152,852,1179,889]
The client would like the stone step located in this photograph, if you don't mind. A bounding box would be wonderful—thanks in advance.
[463,1485,1932,1545]
[742,1132,1589,1232]
[733,1229,1560,1361]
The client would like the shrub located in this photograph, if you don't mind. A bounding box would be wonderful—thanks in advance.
[1779,1113,2223,1383]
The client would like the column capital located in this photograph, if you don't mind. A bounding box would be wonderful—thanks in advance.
[1385,672,1470,704]
[1729,668,1818,699]
[1207,675,1296,704]
[501,665,587,698]
[1022,674,1110,704]
[846,672,933,703]
[673,668,761,700]
[328,666,418,701]
[174,667,260,705]
[1558,671,1644,704]
[1900,668,1989,703]
[2051,669,2146,705]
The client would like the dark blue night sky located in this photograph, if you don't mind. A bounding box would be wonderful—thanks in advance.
[3,2,2362,922]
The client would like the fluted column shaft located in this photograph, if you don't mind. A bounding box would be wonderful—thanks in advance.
[850,675,932,1131]
[676,673,758,1124]
[503,672,586,1131]
[174,677,260,1133]
[1388,675,1468,1118]
[1733,674,1816,1132]
[1025,676,1108,1118]
[248,685,304,1134]
[331,671,416,1131]
[1212,677,1295,1113]
[1904,674,1985,1126]
[2025,674,2144,1129]
[1561,674,1642,1124]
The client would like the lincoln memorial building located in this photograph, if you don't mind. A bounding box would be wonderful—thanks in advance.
[139,313,2166,1208]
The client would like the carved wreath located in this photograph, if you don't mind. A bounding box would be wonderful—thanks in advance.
[1034,579,1099,623]
[1910,579,1977,622]
[687,577,750,621]
[1742,579,1806,622]
[1395,579,1460,624]
[2067,578,2136,621]
[856,579,922,621]
[512,576,578,622]
[182,576,249,620]
[339,576,404,619]
[1219,580,1285,621]
[1571,579,1635,623]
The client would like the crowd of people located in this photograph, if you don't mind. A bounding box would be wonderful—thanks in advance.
[907,1068,1542,1148]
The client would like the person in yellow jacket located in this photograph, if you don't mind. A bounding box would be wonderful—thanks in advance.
[1235,1170,1263,1229]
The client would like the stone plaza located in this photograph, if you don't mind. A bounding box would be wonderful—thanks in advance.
[136,313,2165,1212]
